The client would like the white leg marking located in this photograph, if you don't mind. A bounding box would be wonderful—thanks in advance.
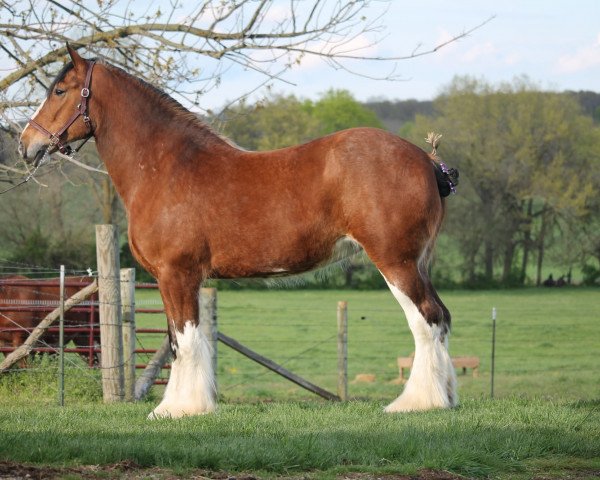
[382,277,457,412]
[150,321,216,419]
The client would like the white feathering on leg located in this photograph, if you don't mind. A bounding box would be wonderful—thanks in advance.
[149,321,216,419]
[382,277,456,412]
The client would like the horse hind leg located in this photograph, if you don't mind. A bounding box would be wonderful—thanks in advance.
[379,261,457,412]
[149,269,216,419]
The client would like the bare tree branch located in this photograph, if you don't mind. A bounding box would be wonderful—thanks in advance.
[0,0,493,185]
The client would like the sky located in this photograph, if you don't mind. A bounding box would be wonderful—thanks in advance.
[1,1,598,113]
[204,0,600,109]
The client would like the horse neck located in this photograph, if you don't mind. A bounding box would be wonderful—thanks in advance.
[91,65,233,208]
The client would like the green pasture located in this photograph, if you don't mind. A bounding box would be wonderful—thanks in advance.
[133,288,600,403]
[0,399,598,478]
[0,288,598,478]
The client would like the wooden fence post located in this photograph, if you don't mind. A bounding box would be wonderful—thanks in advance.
[120,268,136,402]
[96,224,124,403]
[200,288,218,391]
[337,301,348,401]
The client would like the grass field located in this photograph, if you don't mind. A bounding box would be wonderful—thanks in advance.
[0,288,598,479]
[133,287,600,403]
[0,398,598,478]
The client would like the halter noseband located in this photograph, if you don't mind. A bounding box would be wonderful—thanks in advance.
[28,60,96,155]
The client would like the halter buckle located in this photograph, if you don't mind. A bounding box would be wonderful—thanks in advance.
[81,87,90,98]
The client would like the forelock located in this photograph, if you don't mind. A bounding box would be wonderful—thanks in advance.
[47,62,74,98]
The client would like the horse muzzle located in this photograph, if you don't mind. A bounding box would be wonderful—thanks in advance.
[19,136,52,167]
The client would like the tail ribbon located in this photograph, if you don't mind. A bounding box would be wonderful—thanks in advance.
[438,162,458,195]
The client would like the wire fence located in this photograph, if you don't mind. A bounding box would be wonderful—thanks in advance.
[1,257,598,406]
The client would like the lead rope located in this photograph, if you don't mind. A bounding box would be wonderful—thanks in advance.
[61,136,107,175]
[0,136,107,195]
[0,144,52,194]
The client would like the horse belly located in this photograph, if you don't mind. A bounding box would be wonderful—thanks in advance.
[210,234,360,279]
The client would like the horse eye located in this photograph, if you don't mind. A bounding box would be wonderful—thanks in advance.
[54,88,65,96]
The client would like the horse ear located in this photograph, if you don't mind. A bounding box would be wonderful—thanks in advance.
[66,43,86,71]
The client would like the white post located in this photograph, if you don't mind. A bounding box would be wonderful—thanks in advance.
[337,301,348,401]
[491,307,497,399]
[58,265,65,406]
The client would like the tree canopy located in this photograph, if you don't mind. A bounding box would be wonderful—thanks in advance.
[219,89,382,150]
[411,76,600,286]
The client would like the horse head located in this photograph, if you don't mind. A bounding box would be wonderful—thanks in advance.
[19,44,95,166]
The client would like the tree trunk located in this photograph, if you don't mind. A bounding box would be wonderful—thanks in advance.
[101,177,118,225]
[501,241,516,284]
[484,240,494,282]
[480,195,495,283]
[49,184,65,238]
[520,199,533,284]
[535,208,548,286]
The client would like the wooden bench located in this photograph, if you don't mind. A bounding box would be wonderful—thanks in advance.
[395,354,480,383]
[452,356,480,377]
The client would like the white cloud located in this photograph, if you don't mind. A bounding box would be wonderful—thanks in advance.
[503,52,522,66]
[287,33,380,71]
[263,4,289,23]
[556,33,600,73]
[461,41,496,63]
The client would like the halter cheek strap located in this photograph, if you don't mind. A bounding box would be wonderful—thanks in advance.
[28,60,96,155]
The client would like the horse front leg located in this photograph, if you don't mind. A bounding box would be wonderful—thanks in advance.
[150,269,216,419]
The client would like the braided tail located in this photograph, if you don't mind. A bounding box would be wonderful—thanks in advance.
[425,132,459,198]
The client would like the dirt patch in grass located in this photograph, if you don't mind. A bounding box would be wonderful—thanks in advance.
[0,460,265,479]
[339,470,466,479]
[2,462,599,480]
[532,471,600,480]
[0,461,463,479]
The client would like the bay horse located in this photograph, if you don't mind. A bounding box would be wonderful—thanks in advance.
[19,45,459,418]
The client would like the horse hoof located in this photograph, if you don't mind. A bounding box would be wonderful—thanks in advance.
[384,390,450,413]
[147,410,170,420]
[148,401,215,419]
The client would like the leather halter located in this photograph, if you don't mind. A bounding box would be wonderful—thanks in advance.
[28,60,96,155]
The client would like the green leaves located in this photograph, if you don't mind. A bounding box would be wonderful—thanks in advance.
[219,89,382,151]
[412,76,600,285]
[307,89,384,136]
